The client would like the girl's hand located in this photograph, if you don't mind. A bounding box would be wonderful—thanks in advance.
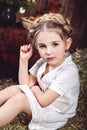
[20,44,33,62]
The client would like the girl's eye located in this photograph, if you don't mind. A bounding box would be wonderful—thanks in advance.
[52,42,59,47]
[39,44,46,49]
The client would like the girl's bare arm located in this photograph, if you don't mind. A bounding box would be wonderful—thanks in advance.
[18,44,37,88]
[31,85,59,107]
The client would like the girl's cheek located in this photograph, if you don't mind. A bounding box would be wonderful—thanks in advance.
[39,52,44,56]
[39,51,45,57]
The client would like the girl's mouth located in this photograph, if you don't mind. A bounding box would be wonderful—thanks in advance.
[47,57,55,61]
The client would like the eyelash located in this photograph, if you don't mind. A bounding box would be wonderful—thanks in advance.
[39,45,46,48]
[38,43,59,49]
[52,42,59,47]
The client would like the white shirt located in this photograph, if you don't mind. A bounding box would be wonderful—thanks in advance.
[29,55,80,116]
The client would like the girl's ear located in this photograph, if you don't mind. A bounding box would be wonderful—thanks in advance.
[65,37,72,50]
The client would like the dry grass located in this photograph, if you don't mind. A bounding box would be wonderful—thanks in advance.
[0,48,87,130]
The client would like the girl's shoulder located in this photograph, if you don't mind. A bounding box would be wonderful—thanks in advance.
[56,55,79,78]
[54,55,79,78]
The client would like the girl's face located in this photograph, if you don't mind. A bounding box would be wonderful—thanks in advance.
[36,30,71,68]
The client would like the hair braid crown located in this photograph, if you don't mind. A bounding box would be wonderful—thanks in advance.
[29,13,72,38]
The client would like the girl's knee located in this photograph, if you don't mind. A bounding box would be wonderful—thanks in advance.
[17,93,27,101]
[18,93,30,108]
[15,93,28,109]
[8,85,21,94]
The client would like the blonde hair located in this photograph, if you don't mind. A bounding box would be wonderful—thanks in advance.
[28,13,73,43]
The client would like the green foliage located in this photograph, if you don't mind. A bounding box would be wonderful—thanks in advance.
[0,0,17,5]
[0,0,35,7]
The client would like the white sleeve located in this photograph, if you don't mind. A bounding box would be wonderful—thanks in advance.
[29,58,44,77]
[50,68,80,96]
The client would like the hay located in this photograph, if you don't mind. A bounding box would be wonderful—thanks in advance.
[0,49,87,130]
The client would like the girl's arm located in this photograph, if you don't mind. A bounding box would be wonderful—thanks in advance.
[31,85,60,107]
[18,44,37,88]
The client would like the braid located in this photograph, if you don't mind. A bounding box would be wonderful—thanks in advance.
[27,13,73,39]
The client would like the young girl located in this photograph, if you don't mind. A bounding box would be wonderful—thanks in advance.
[0,13,80,130]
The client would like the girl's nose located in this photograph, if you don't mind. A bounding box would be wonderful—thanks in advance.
[46,47,51,55]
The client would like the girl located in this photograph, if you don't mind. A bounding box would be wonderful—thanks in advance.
[0,13,80,130]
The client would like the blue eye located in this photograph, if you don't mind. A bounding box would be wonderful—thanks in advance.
[52,42,59,47]
[39,45,46,48]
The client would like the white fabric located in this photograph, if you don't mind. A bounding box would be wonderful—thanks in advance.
[18,55,80,130]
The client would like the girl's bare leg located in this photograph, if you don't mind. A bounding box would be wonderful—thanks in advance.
[0,92,32,128]
[0,85,21,106]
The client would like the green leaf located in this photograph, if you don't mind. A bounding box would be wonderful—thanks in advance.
[26,1,35,7]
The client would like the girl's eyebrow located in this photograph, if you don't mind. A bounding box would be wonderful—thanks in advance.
[51,40,61,43]
[37,42,45,45]
[37,40,61,45]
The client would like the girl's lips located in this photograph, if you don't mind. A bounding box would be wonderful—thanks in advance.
[47,57,55,60]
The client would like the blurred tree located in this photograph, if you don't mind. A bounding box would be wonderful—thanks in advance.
[71,0,87,48]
